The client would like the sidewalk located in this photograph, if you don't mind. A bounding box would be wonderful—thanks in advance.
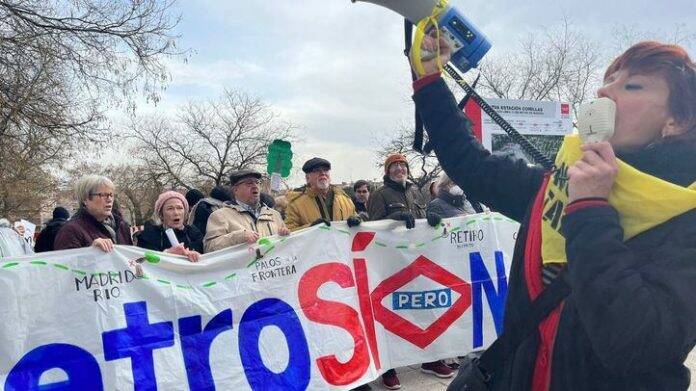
[364,350,696,390]
[363,365,454,390]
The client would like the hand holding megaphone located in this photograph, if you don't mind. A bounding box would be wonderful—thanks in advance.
[566,141,618,203]
[411,32,452,78]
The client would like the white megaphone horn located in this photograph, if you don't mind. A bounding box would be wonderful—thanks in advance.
[351,0,491,73]
[351,0,441,24]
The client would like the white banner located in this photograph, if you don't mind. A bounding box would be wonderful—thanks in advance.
[0,213,518,390]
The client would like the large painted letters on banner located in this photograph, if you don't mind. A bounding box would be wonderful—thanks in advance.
[0,214,518,390]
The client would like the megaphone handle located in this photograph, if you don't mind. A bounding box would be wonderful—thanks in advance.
[420,49,437,61]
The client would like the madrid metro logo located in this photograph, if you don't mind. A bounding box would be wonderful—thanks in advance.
[371,255,471,349]
[352,232,473,355]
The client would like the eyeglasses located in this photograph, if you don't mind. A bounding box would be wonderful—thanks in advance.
[311,167,330,174]
[237,179,261,187]
[90,192,115,200]
[356,189,369,193]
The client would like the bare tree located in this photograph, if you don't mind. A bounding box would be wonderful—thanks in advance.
[0,0,182,151]
[474,18,604,117]
[375,123,442,191]
[0,140,58,221]
[379,19,603,191]
[0,0,181,105]
[130,88,296,189]
[611,23,696,55]
[65,160,171,225]
[0,0,181,221]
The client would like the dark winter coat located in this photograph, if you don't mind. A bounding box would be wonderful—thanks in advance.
[188,197,228,237]
[136,224,203,253]
[34,218,67,252]
[426,191,476,218]
[415,76,696,390]
[352,198,368,214]
[54,209,132,250]
[368,176,427,221]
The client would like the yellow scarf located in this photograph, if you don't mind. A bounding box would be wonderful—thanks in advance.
[541,135,696,264]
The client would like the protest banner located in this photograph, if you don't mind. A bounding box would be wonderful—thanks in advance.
[0,213,518,390]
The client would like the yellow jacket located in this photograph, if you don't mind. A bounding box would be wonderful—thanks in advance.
[284,185,356,231]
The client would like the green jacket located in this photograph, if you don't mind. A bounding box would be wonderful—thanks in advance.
[368,176,427,221]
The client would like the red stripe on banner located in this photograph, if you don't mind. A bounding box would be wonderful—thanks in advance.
[353,258,381,370]
[464,99,482,142]
[352,232,375,252]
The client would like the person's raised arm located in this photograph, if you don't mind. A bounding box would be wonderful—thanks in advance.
[411,35,545,221]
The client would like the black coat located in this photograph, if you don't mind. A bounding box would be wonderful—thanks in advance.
[189,198,227,237]
[415,76,696,390]
[352,198,368,214]
[136,224,204,254]
[34,218,67,252]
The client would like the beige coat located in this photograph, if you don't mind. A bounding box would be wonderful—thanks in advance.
[204,203,286,252]
[284,185,356,231]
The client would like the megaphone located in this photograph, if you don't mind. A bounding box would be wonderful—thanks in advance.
[352,0,491,72]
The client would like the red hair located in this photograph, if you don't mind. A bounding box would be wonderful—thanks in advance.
[605,41,696,139]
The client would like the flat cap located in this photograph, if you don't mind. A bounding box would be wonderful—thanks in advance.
[229,169,262,186]
[301,157,331,173]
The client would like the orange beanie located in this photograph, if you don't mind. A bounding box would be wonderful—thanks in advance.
[384,154,409,175]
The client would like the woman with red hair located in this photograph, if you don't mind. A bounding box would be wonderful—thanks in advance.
[412,39,696,390]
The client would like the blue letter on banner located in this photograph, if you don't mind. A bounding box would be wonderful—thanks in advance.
[5,343,103,390]
[179,309,233,389]
[102,301,174,390]
[470,251,508,348]
[238,298,310,391]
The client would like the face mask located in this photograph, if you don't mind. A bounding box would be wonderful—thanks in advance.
[449,185,464,196]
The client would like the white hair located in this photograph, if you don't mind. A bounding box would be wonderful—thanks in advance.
[74,175,115,206]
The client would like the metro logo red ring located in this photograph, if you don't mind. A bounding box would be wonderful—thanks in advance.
[370,255,472,349]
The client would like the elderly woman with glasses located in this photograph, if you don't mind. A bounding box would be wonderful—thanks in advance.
[54,175,132,252]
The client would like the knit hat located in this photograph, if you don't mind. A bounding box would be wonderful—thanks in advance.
[52,206,70,220]
[154,191,189,218]
[384,154,409,174]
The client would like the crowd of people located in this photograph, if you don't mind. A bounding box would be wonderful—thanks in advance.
[2,38,696,390]
[0,152,482,389]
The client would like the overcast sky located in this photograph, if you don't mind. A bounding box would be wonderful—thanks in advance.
[134,0,696,186]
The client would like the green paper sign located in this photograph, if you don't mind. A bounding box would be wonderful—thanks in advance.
[267,139,293,177]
